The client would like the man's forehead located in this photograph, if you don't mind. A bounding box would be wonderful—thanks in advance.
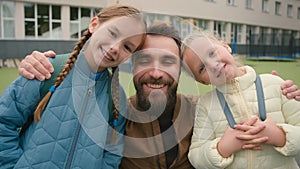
[138,48,178,58]
[142,35,180,57]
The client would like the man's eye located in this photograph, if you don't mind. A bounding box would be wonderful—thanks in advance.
[137,59,150,65]
[162,60,175,65]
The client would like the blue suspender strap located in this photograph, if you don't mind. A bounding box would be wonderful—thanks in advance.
[255,75,266,121]
[216,74,266,129]
[216,89,236,129]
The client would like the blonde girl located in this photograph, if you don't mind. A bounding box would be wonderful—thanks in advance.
[0,4,146,169]
[182,31,300,169]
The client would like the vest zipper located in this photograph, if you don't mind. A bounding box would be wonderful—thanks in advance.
[231,79,254,168]
[231,79,250,120]
[65,87,93,169]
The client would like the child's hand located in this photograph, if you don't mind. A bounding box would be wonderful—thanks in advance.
[217,123,267,158]
[255,117,286,147]
[217,127,245,158]
[234,117,269,149]
[235,117,286,147]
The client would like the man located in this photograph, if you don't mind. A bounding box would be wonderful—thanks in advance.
[120,24,197,168]
[18,23,300,168]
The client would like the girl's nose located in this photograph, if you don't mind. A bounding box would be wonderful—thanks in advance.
[206,59,221,73]
[109,43,120,60]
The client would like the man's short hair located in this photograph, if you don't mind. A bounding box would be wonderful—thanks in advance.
[147,23,181,53]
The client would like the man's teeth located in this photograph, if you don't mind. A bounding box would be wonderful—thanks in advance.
[147,83,164,89]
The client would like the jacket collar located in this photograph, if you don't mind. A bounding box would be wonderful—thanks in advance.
[216,65,257,94]
[75,51,109,81]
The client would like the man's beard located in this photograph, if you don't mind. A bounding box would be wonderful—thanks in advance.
[135,81,178,117]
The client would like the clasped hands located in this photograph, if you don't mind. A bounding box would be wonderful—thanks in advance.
[217,116,286,158]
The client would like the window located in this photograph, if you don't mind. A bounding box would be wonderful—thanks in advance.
[246,25,256,44]
[70,7,93,39]
[214,21,227,41]
[298,7,300,19]
[262,0,268,13]
[227,0,235,6]
[287,4,293,17]
[231,24,242,43]
[259,27,269,45]
[271,28,280,45]
[194,19,208,30]
[24,3,62,39]
[206,0,215,2]
[282,30,291,46]
[275,1,281,15]
[52,5,62,38]
[0,1,15,38]
[245,0,252,9]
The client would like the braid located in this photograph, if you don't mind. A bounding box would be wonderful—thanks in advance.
[33,30,92,122]
[111,66,120,143]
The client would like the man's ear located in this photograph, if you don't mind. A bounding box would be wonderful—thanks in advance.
[88,17,100,34]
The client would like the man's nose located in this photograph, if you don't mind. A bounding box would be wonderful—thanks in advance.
[148,66,164,79]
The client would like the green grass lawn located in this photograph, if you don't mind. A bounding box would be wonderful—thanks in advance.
[0,68,19,95]
[1,58,300,96]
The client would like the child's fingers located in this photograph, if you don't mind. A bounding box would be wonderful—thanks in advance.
[238,136,268,146]
[245,124,266,135]
[236,134,256,141]
[234,124,252,131]
[242,144,264,150]
[241,116,258,126]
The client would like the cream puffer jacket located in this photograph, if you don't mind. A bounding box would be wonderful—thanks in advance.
[189,66,300,169]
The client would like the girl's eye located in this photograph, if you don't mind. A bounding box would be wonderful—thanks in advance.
[109,29,117,38]
[199,65,206,74]
[208,50,215,57]
[124,44,133,53]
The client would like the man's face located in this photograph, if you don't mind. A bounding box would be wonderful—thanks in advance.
[132,35,181,111]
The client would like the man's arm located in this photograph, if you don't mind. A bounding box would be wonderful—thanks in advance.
[19,50,56,81]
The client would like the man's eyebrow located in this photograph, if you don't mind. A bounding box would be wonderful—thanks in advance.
[132,52,151,62]
[162,54,178,60]
[135,53,151,59]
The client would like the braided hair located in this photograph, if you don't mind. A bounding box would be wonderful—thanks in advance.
[34,4,146,129]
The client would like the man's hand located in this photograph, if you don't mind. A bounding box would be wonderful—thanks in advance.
[18,50,56,81]
[272,70,300,101]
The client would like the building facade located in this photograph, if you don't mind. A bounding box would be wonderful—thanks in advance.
[1,0,300,59]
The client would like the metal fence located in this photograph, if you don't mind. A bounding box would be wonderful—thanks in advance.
[247,33,300,59]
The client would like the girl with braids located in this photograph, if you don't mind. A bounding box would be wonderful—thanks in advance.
[0,4,146,169]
